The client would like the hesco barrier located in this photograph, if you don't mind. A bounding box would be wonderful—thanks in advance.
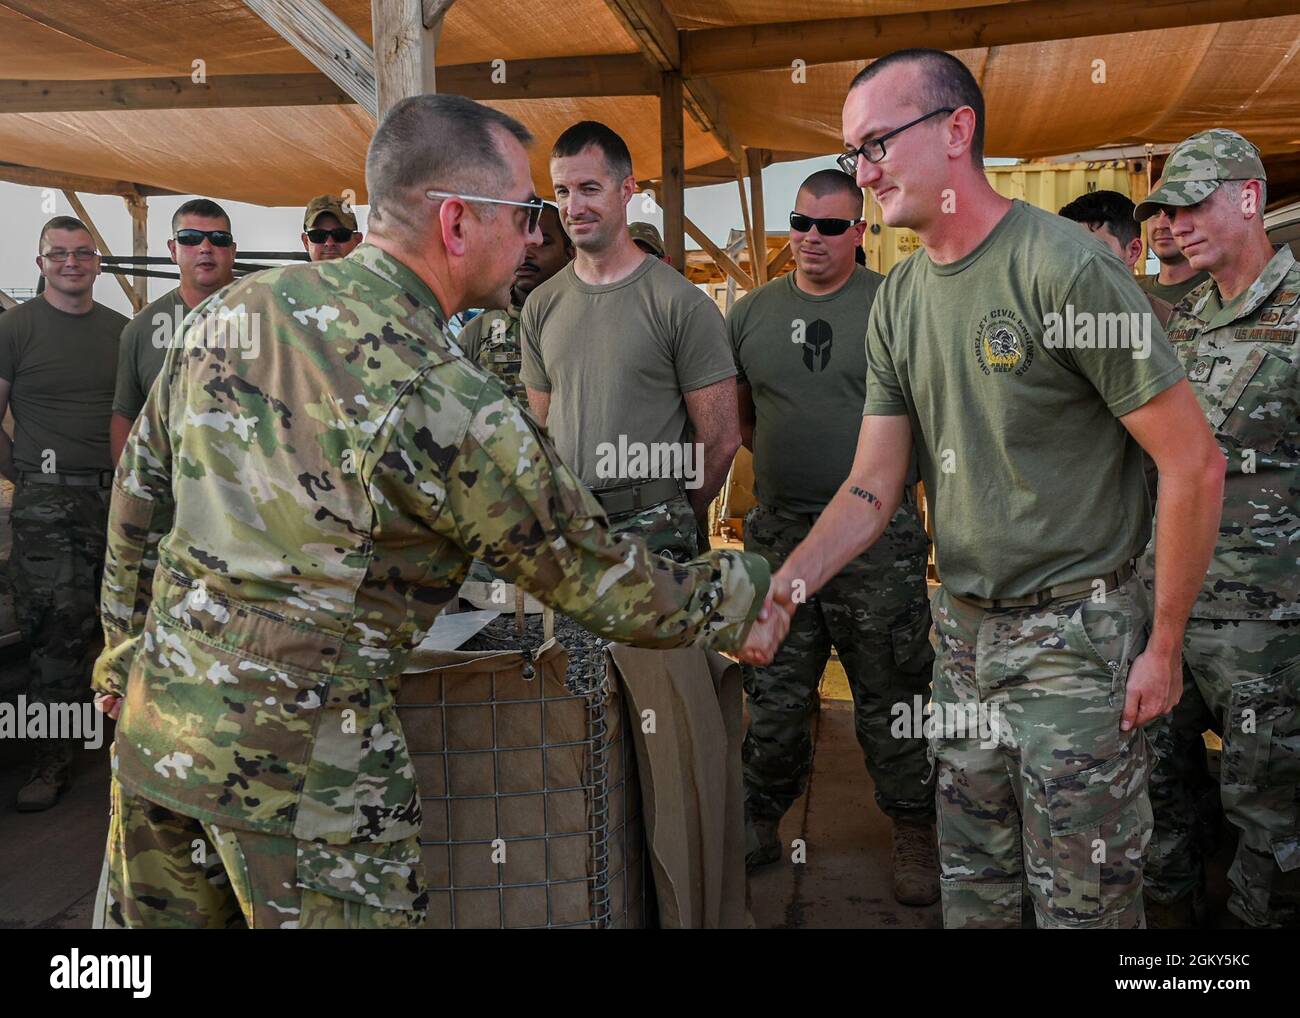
[397,636,646,929]
[863,159,1151,275]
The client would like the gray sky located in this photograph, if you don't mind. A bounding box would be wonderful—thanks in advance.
[1,155,840,316]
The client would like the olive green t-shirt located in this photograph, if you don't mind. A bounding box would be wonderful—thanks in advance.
[863,200,1185,599]
[113,288,190,420]
[729,267,883,513]
[520,255,735,488]
[0,296,126,473]
[1139,271,1209,306]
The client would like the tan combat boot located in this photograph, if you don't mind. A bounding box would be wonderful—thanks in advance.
[17,761,71,812]
[892,818,940,906]
[745,815,782,872]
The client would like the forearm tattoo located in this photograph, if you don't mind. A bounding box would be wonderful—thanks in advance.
[849,485,883,510]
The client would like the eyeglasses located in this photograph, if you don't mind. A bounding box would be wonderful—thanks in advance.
[789,212,863,236]
[425,189,545,234]
[40,248,99,262]
[836,107,956,173]
[175,229,234,247]
[306,227,356,244]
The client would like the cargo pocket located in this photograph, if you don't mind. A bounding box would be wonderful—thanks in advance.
[890,606,935,676]
[1043,738,1150,924]
[1215,348,1299,456]
[296,842,428,929]
[1221,659,1300,788]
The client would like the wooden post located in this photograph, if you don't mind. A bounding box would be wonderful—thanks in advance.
[125,191,148,310]
[745,148,766,285]
[659,71,685,272]
[371,0,451,115]
[61,190,140,312]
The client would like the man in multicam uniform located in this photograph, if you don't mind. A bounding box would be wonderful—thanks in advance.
[1135,129,1300,929]
[771,49,1225,929]
[457,201,571,406]
[91,95,787,930]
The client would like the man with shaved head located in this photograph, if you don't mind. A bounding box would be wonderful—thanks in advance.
[728,168,937,904]
[767,48,1225,929]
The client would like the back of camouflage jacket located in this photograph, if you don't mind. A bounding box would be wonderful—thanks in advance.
[93,244,768,845]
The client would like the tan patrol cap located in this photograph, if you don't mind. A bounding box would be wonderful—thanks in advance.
[629,221,665,257]
[303,195,358,232]
[1134,129,1266,222]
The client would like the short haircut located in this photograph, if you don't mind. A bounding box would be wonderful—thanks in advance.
[38,215,92,251]
[798,168,863,208]
[366,93,533,233]
[849,48,985,163]
[172,198,231,233]
[551,121,634,183]
[1058,190,1140,247]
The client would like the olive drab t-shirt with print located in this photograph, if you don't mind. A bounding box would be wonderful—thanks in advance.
[863,200,1185,600]
[520,255,735,489]
[729,266,884,513]
[0,296,126,473]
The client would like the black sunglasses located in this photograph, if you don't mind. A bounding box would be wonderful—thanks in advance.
[175,228,234,247]
[789,212,863,236]
[306,227,356,244]
[837,107,956,173]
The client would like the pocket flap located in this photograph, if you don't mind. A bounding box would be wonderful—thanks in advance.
[1044,739,1149,836]
[296,843,426,911]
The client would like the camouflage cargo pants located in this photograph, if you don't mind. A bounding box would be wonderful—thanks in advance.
[7,482,108,767]
[932,577,1152,929]
[98,773,428,929]
[740,503,935,823]
[1146,618,1300,927]
[608,493,699,563]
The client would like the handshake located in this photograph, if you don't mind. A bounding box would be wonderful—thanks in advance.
[737,568,799,666]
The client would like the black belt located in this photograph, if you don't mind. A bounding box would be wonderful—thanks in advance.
[19,470,113,489]
[950,561,1135,611]
[592,477,682,516]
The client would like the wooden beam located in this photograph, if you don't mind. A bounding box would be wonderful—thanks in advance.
[242,0,378,116]
[681,0,1300,76]
[125,193,148,310]
[684,216,753,290]
[0,162,176,199]
[61,191,140,312]
[0,289,17,311]
[604,1,742,168]
[766,240,793,278]
[0,57,657,114]
[0,74,353,114]
[746,148,767,286]
[371,0,441,113]
[659,72,686,272]
[735,172,756,280]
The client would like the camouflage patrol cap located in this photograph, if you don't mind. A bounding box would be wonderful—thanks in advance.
[303,195,359,232]
[629,221,666,257]
[1134,129,1266,222]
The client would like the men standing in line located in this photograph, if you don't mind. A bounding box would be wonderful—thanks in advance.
[769,48,1225,928]
[92,95,786,929]
[729,168,938,903]
[1135,130,1300,929]
[1059,190,1173,325]
[1140,208,1209,306]
[522,121,740,561]
[301,195,363,262]
[0,217,126,810]
[111,199,236,463]
[457,201,571,405]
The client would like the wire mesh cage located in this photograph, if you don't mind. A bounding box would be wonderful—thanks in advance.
[397,640,647,928]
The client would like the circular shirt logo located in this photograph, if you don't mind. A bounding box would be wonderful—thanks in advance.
[974,309,1034,376]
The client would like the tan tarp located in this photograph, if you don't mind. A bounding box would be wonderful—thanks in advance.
[3,2,1300,205]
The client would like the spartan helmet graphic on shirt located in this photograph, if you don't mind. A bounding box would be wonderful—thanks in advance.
[802,319,833,371]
